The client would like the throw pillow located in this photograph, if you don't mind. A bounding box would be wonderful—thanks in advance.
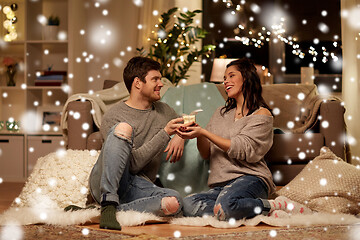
[277,147,360,215]
[12,149,99,209]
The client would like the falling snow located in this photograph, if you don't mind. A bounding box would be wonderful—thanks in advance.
[172,230,181,238]
[0,224,23,240]
[269,229,277,237]
[0,3,359,237]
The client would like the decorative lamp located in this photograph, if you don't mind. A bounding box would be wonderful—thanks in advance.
[301,67,314,85]
[210,58,237,83]
[2,3,18,42]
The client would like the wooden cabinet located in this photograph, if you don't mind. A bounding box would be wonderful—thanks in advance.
[0,133,66,181]
[0,135,25,182]
[27,135,65,176]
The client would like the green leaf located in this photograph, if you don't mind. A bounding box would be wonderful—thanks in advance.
[137,7,214,85]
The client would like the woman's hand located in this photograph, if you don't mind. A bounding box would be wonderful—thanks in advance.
[176,122,203,139]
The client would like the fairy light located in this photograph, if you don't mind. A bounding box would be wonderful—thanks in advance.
[2,3,18,41]
[224,0,341,63]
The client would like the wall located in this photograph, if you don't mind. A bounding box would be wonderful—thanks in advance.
[73,0,192,93]
[83,0,141,92]
[341,0,360,165]
[175,0,203,86]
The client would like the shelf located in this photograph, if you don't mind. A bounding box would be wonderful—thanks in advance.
[26,131,63,136]
[26,40,68,44]
[0,131,24,136]
[27,86,65,90]
[0,86,25,90]
[1,41,26,45]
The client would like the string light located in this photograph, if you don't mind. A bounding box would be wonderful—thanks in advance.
[2,3,18,41]
[217,1,341,64]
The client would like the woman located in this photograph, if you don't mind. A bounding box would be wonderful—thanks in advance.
[177,58,276,220]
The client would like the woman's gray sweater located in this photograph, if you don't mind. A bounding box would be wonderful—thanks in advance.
[206,107,276,194]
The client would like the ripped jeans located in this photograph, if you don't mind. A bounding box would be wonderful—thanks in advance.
[183,175,271,220]
[89,123,183,217]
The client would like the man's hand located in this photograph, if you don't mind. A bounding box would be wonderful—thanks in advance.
[164,117,184,136]
[164,135,185,163]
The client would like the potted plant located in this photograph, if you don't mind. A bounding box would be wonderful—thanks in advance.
[2,57,19,86]
[137,7,215,86]
[43,15,60,40]
[47,15,60,26]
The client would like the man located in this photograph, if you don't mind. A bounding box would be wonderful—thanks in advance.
[89,56,185,230]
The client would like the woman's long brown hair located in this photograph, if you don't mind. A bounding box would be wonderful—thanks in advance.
[220,58,272,116]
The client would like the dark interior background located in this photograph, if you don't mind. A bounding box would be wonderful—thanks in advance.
[202,0,342,81]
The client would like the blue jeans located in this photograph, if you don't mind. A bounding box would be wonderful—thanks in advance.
[183,175,271,220]
[89,124,183,217]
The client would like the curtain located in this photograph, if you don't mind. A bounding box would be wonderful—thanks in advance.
[137,0,176,51]
[341,0,360,163]
[137,0,203,85]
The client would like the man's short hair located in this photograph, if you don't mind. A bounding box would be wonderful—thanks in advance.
[123,56,161,93]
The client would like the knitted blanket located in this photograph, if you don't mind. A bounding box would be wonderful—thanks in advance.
[0,148,359,227]
[60,82,129,144]
[262,84,339,133]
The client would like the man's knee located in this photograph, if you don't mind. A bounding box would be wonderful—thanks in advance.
[114,122,132,141]
[161,196,180,215]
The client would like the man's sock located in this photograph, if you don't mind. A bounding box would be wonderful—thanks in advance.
[99,204,122,230]
[268,196,312,215]
[64,205,97,212]
[64,205,83,212]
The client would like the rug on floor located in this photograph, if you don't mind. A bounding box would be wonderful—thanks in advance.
[1,149,359,229]
[1,224,359,240]
[0,206,359,228]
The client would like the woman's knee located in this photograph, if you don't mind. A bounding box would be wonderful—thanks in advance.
[214,198,236,221]
[214,202,226,221]
[182,195,195,216]
[183,194,210,217]
[215,198,257,221]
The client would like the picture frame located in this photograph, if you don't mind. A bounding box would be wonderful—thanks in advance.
[37,106,62,128]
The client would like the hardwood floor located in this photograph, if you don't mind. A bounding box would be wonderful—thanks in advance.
[0,182,24,213]
[82,222,281,238]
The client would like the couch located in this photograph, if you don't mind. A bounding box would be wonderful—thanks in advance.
[63,80,347,189]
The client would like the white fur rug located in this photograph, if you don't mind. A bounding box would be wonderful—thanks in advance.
[1,207,359,228]
[0,149,359,228]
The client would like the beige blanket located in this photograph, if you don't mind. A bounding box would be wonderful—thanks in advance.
[262,84,339,133]
[60,82,129,143]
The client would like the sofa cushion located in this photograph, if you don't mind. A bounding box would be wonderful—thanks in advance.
[67,101,95,150]
[103,79,120,89]
[265,133,324,164]
[87,131,103,150]
[159,82,225,196]
[262,84,319,132]
[277,147,360,215]
[269,164,308,186]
